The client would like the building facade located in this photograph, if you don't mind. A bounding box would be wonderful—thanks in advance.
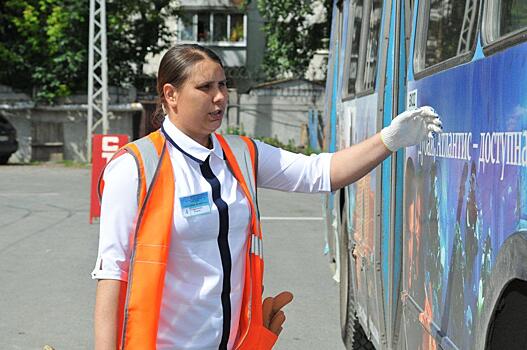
[143,0,266,92]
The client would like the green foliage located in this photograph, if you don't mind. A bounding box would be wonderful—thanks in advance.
[106,0,178,89]
[226,124,247,136]
[254,135,319,155]
[256,0,332,79]
[255,136,298,152]
[60,159,90,168]
[0,0,178,103]
[0,0,87,102]
[223,124,318,155]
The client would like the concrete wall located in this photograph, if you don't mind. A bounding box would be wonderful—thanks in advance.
[229,82,325,146]
[0,86,140,163]
[1,106,139,163]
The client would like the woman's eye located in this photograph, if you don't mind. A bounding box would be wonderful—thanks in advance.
[199,84,210,90]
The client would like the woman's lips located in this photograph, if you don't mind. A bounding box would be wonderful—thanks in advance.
[209,110,223,120]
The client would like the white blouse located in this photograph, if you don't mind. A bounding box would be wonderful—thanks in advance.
[92,118,332,349]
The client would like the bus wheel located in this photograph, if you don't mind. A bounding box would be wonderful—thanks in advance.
[344,314,375,350]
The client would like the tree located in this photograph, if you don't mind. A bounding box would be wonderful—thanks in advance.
[0,0,178,103]
[105,0,178,90]
[256,0,332,79]
[0,0,88,102]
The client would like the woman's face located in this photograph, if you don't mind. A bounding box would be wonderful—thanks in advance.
[165,58,228,146]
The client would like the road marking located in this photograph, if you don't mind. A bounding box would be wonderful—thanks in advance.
[0,192,60,196]
[260,217,323,221]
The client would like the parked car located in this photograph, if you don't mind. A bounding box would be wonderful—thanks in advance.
[0,115,18,164]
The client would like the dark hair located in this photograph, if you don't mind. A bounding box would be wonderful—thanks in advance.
[151,44,224,129]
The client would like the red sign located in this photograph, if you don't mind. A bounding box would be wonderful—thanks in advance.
[90,134,129,223]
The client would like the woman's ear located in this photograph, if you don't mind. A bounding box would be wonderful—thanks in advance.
[163,83,178,113]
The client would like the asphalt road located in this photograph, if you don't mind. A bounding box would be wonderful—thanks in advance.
[0,164,344,350]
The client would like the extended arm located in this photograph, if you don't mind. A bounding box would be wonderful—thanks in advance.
[330,133,390,191]
[330,106,442,191]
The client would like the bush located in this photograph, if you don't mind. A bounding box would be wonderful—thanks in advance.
[223,124,319,155]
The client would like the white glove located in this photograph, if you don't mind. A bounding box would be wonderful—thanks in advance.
[380,106,442,152]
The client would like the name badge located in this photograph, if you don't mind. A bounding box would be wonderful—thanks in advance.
[179,192,211,218]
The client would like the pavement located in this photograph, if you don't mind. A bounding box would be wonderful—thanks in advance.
[0,164,344,350]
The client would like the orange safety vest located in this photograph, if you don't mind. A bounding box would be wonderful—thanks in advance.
[98,129,277,350]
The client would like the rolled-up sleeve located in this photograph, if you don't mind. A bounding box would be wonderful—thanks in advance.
[255,140,333,193]
[91,153,138,281]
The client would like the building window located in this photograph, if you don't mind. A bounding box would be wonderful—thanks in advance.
[213,14,228,41]
[197,13,211,42]
[178,12,247,45]
[230,14,244,42]
[179,13,194,41]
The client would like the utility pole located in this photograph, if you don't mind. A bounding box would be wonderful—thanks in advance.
[87,0,109,161]
[457,0,478,55]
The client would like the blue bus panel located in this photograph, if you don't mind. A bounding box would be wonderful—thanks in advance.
[404,41,527,349]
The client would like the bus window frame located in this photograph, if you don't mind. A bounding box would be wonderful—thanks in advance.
[323,0,344,151]
[482,0,527,56]
[404,0,416,60]
[413,0,480,80]
[342,0,367,101]
[342,0,385,100]
[357,0,383,97]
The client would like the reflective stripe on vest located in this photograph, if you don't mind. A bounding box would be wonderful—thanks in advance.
[133,136,161,193]
[221,135,258,211]
[251,234,263,258]
[97,136,161,207]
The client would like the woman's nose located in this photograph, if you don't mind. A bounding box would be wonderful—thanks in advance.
[213,87,228,103]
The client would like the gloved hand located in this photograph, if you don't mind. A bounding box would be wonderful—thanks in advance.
[380,106,443,152]
[262,291,294,336]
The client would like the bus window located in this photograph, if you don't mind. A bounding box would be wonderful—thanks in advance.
[484,0,527,43]
[417,0,479,71]
[346,0,364,97]
[499,1,527,36]
[363,0,383,91]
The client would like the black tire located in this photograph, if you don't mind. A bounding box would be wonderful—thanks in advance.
[0,155,10,164]
[339,205,375,350]
[345,314,376,350]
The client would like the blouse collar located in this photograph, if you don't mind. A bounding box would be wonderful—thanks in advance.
[162,117,223,163]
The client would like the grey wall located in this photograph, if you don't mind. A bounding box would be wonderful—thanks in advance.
[231,90,324,146]
[0,84,141,163]
[1,107,138,163]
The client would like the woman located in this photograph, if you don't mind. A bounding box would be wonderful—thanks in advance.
[93,44,441,350]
